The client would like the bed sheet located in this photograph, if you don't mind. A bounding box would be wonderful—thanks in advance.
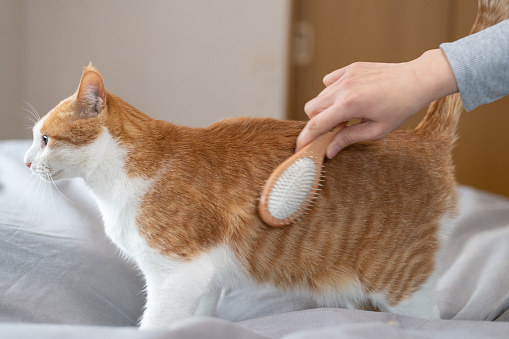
[1,140,508,338]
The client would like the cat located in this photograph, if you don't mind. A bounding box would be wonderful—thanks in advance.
[23,68,453,328]
[23,0,506,328]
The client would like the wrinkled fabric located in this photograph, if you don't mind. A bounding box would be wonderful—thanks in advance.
[1,140,509,338]
[0,140,145,326]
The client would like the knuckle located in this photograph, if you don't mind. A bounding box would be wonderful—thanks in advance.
[341,91,360,110]
[350,61,369,69]
[306,117,320,132]
[303,100,315,115]
[346,62,362,73]
[323,72,338,86]
[304,97,324,115]
[349,61,361,69]
[305,93,331,117]
[322,74,331,85]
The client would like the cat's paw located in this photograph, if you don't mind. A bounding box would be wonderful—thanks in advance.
[139,310,192,329]
[139,316,175,329]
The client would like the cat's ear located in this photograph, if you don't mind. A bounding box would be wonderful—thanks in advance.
[75,63,106,118]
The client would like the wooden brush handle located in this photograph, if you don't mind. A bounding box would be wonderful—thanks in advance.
[299,122,348,157]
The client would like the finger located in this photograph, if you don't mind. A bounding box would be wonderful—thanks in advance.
[323,68,346,87]
[303,92,333,119]
[305,78,347,118]
[296,105,351,152]
[325,121,380,159]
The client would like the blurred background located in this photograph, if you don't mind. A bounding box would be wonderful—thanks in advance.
[0,0,507,196]
[0,0,291,135]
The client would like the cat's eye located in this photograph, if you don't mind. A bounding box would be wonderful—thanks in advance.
[42,135,49,146]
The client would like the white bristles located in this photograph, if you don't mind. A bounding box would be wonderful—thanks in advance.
[267,157,319,220]
[259,125,347,226]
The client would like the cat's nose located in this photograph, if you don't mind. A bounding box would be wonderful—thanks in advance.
[25,162,32,168]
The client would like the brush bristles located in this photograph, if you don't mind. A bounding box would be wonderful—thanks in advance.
[266,157,322,221]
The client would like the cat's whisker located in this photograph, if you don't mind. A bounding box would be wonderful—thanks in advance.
[24,118,38,128]
[19,170,39,188]
[49,176,79,206]
[25,175,44,226]
[21,108,39,125]
[18,111,38,131]
[7,174,43,241]
[21,100,42,121]
[9,173,39,220]
[48,175,62,230]
[33,176,47,227]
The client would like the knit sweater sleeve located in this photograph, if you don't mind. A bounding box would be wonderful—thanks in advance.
[440,19,509,111]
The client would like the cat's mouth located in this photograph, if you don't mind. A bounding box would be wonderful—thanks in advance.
[34,169,63,182]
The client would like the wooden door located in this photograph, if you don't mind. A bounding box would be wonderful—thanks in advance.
[287,0,509,197]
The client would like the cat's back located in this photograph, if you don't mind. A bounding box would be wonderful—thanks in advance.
[136,117,306,257]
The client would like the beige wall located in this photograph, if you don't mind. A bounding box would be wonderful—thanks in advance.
[0,0,290,139]
[0,0,24,139]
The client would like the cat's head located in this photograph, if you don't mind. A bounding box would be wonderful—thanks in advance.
[24,64,109,182]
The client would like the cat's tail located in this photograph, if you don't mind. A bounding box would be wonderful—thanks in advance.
[415,0,509,140]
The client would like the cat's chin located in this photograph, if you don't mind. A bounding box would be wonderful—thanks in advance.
[36,169,64,182]
[49,169,65,181]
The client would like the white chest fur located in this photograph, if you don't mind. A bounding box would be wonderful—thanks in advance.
[82,129,153,258]
[91,180,151,257]
[77,130,253,327]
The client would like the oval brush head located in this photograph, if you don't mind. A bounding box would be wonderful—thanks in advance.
[259,122,347,227]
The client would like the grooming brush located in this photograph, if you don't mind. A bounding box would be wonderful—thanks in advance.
[259,122,347,227]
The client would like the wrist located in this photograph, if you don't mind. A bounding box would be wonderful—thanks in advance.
[412,49,459,104]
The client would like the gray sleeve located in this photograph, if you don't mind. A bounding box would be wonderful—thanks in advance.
[440,19,509,111]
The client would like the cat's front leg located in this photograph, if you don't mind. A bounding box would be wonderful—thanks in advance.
[194,289,221,317]
[138,254,216,329]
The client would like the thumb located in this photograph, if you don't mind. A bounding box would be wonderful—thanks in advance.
[325,122,378,158]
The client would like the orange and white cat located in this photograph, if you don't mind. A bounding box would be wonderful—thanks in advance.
[23,68,453,328]
[23,1,505,328]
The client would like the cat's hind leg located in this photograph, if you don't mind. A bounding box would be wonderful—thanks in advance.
[382,278,440,320]
[315,277,439,320]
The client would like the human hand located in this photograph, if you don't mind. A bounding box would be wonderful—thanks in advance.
[295,49,458,159]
